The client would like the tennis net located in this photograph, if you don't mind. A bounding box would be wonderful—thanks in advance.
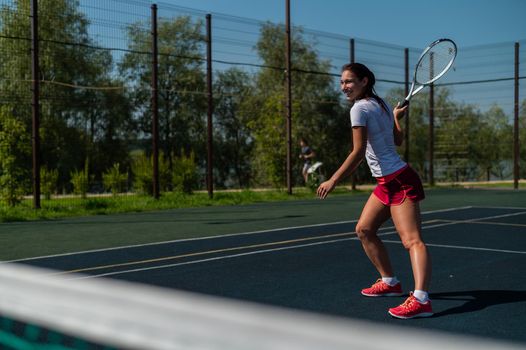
[0,263,523,350]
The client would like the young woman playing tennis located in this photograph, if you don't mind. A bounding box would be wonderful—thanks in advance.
[317,63,433,319]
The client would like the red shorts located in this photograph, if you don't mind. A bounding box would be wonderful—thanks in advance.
[373,165,425,206]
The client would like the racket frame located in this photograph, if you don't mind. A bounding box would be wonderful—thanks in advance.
[400,38,457,107]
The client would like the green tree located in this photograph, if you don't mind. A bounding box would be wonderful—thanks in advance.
[437,104,480,181]
[131,152,171,195]
[246,93,289,188]
[40,166,58,200]
[0,0,131,193]
[213,68,255,188]
[250,22,346,187]
[103,163,128,196]
[0,108,31,206]
[70,161,91,199]
[520,99,526,179]
[172,151,198,194]
[72,73,134,187]
[479,104,513,180]
[119,16,206,174]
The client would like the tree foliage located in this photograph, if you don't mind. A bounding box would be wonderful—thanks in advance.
[0,0,131,195]
[119,16,206,169]
[0,108,30,206]
[103,163,128,196]
[249,22,347,187]
[213,68,254,188]
[0,1,523,202]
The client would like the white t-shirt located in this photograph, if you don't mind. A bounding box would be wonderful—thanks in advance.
[350,98,406,177]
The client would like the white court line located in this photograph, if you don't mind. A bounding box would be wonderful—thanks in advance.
[78,234,526,280]
[378,211,526,237]
[376,211,526,238]
[72,238,356,279]
[471,205,526,210]
[77,210,526,279]
[381,240,526,255]
[463,211,526,222]
[3,205,474,263]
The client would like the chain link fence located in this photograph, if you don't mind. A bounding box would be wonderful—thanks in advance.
[0,0,524,209]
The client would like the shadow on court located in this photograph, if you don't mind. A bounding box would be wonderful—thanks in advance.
[431,290,526,317]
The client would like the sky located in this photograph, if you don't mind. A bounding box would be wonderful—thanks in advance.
[159,0,526,49]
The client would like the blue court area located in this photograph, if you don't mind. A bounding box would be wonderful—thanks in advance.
[10,204,526,345]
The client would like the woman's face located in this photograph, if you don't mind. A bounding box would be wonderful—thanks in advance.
[340,70,368,101]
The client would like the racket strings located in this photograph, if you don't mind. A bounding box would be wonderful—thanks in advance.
[416,43,456,85]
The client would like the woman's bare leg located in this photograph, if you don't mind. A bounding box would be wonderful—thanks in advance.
[355,194,393,277]
[390,200,431,291]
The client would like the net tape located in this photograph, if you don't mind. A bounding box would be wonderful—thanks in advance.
[0,263,522,350]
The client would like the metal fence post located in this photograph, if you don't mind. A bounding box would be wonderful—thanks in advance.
[285,0,292,194]
[31,0,41,209]
[151,4,160,199]
[206,14,214,198]
[514,42,520,189]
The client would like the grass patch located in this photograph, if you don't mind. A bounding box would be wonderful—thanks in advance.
[435,180,526,190]
[2,181,522,223]
[0,187,359,222]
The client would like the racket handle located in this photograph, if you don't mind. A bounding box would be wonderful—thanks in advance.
[399,99,410,108]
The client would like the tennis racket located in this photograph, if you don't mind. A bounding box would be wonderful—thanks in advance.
[400,38,457,108]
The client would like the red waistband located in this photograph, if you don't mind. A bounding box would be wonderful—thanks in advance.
[375,165,409,185]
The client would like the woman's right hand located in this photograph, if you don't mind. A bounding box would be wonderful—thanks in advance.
[317,179,336,199]
[393,102,408,120]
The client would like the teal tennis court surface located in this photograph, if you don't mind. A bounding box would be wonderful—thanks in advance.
[8,204,526,345]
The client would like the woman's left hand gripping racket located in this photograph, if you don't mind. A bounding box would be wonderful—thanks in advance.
[400,38,457,108]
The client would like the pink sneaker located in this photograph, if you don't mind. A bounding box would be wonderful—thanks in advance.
[388,292,434,319]
[361,279,403,297]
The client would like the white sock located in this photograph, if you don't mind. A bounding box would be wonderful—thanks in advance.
[413,290,429,303]
[381,276,399,287]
